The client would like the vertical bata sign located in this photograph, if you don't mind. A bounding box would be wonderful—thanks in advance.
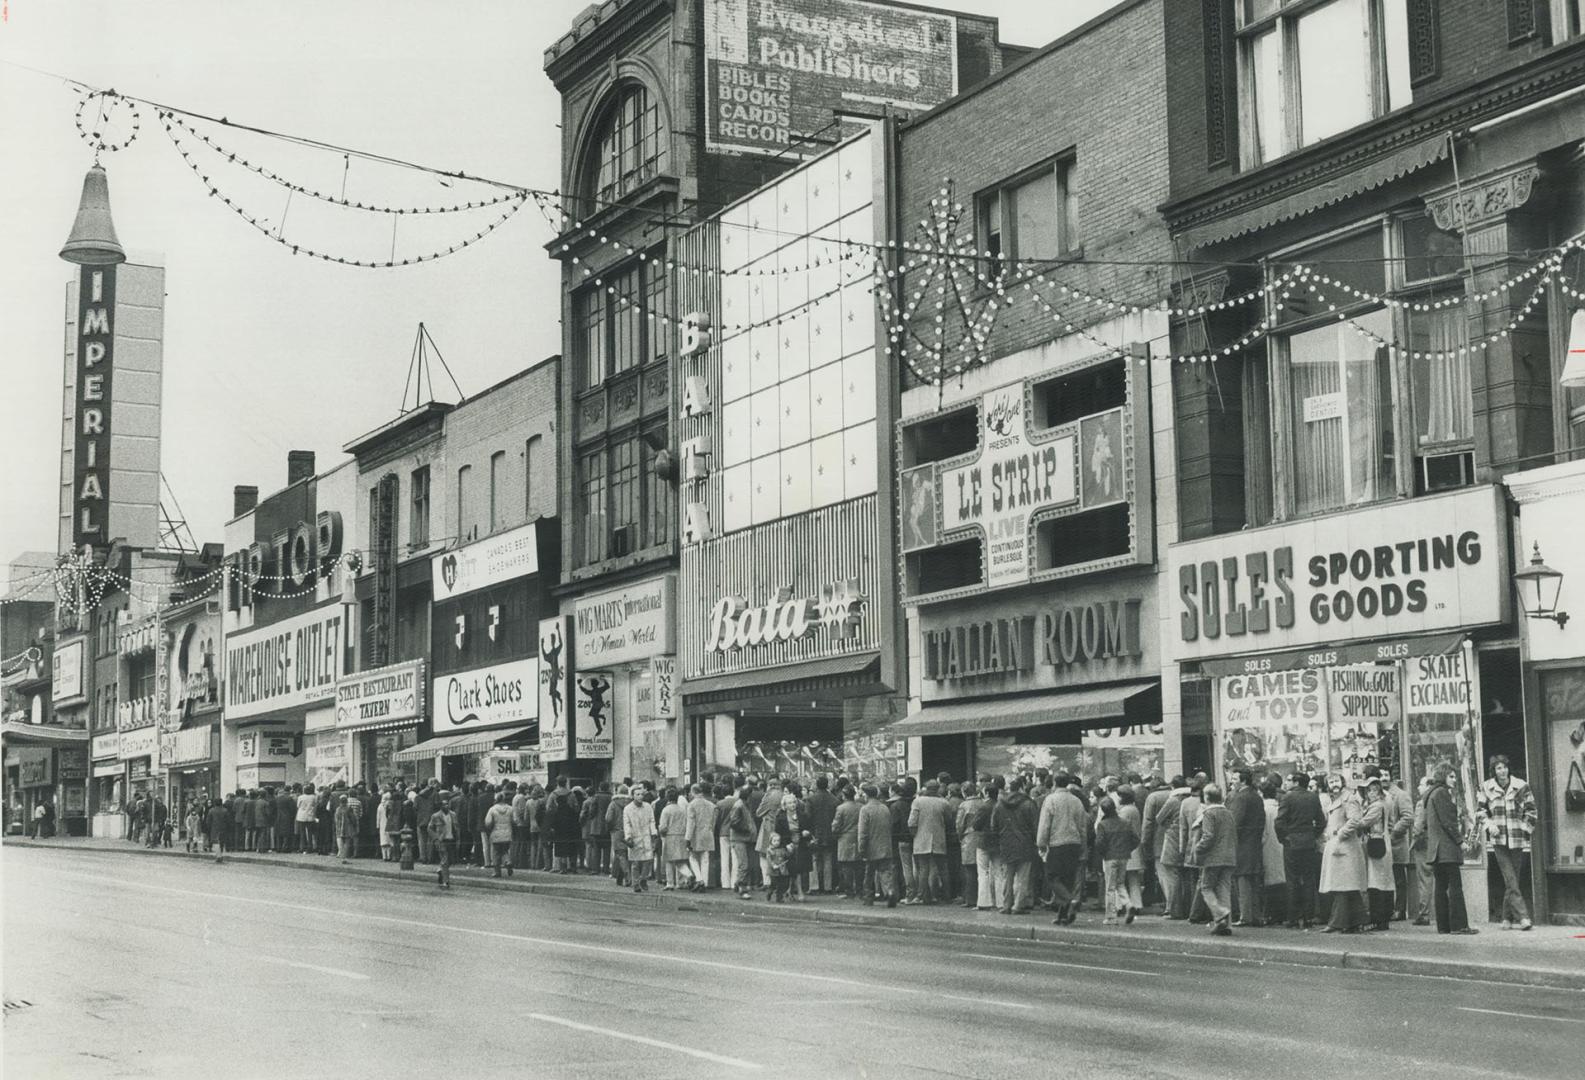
[704,0,957,157]
[74,265,114,545]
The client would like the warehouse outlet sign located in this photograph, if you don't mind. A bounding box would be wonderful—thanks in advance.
[1169,487,1508,662]
[225,606,346,720]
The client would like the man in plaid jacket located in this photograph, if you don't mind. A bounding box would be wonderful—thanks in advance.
[1477,754,1538,930]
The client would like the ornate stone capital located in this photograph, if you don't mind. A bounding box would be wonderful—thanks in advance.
[1424,164,1539,233]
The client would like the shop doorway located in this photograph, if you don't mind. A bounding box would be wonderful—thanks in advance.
[1479,647,1533,921]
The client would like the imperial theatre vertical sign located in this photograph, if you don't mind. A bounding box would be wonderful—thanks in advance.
[74,265,115,546]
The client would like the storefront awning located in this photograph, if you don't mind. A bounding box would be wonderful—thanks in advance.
[1195,632,1464,679]
[393,726,535,762]
[1177,133,1450,250]
[339,716,422,736]
[1,722,90,745]
[681,653,880,705]
[891,681,1159,738]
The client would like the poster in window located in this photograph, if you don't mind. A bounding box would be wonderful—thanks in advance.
[1217,668,1327,780]
[1326,665,1401,786]
[574,670,615,760]
[538,616,571,763]
[1404,647,1482,862]
[899,465,936,552]
[1080,409,1125,509]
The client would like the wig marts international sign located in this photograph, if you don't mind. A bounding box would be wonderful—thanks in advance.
[704,0,957,157]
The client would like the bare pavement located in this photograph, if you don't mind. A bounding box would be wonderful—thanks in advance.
[3,839,1582,1079]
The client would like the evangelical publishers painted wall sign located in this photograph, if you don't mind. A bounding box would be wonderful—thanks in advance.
[1170,486,1509,662]
[432,657,536,736]
[225,605,346,721]
[703,0,957,157]
[432,522,538,601]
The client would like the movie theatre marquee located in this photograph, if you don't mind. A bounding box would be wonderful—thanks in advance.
[896,354,1153,603]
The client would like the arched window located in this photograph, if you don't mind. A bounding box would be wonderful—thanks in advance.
[589,84,664,205]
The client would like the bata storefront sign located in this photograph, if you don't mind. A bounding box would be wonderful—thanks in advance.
[1170,486,1509,662]
[431,522,537,601]
[225,605,345,721]
[705,579,867,653]
[432,657,536,736]
[573,576,675,667]
[703,0,957,158]
[52,638,85,703]
[918,576,1156,701]
[336,660,424,730]
[118,725,158,761]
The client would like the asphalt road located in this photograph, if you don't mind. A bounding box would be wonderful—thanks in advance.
[3,846,1581,1080]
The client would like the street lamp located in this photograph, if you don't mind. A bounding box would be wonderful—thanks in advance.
[1513,541,1568,628]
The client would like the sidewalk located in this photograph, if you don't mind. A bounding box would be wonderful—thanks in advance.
[10,836,1584,991]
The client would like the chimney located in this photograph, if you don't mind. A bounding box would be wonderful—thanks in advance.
[233,485,259,518]
[287,451,316,486]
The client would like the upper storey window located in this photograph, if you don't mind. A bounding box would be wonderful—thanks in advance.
[590,84,665,207]
[1237,0,1411,168]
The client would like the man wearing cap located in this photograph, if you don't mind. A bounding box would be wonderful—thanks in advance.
[857,783,898,907]
[1275,773,1326,929]
[622,787,658,892]
[427,790,458,889]
[1194,783,1237,936]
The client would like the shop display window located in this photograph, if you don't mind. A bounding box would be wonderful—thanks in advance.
[735,735,907,787]
[1211,645,1484,860]
[973,737,1165,783]
[1540,666,1585,870]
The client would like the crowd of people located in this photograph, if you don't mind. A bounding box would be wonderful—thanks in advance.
[140,754,1538,936]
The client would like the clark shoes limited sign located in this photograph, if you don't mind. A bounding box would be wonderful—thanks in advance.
[1169,486,1509,663]
[432,657,537,736]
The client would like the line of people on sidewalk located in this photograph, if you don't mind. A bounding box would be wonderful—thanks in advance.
[154,755,1538,939]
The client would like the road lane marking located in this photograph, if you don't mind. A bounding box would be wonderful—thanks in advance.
[528,1013,762,1068]
[964,952,1154,977]
[259,956,369,980]
[31,866,1035,1012]
[1457,1007,1584,1025]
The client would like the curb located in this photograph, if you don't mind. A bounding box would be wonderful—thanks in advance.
[10,839,1583,991]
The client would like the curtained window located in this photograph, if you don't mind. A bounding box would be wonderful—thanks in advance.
[1283,310,1395,516]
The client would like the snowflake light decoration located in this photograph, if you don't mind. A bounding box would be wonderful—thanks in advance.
[880,181,1009,385]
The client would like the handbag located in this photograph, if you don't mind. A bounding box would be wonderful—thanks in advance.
[1566,762,1585,814]
[1366,835,1387,859]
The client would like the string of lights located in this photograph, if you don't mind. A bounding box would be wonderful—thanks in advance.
[160,110,530,268]
[164,111,524,215]
[74,89,139,155]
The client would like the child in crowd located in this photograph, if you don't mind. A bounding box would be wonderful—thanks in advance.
[766,827,793,902]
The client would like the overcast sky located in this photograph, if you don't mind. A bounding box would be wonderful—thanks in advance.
[0,0,1116,587]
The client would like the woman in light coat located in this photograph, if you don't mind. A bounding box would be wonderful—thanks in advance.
[1360,776,1395,931]
[622,791,658,892]
[1259,779,1286,925]
[1319,773,1368,933]
[376,791,396,862]
[657,789,693,890]
[831,786,861,898]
